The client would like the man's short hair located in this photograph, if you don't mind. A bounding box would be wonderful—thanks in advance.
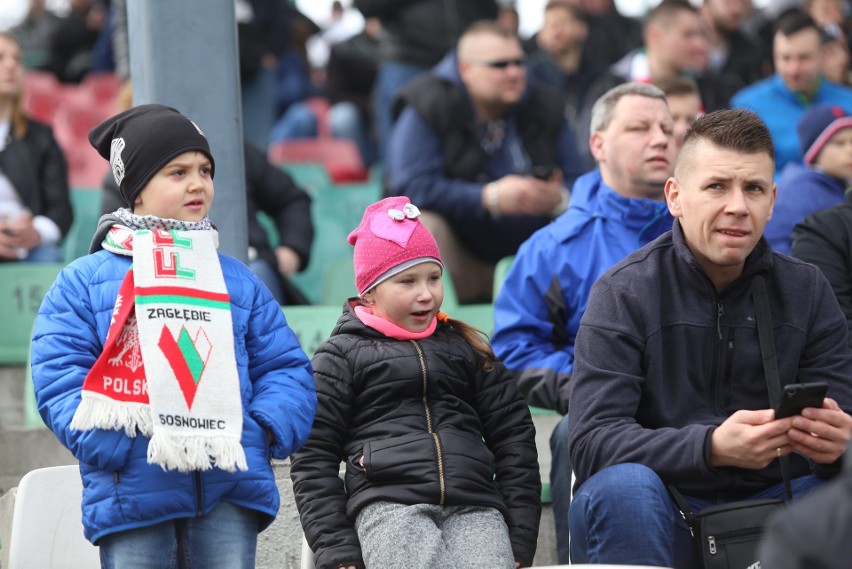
[644,0,697,35]
[653,75,700,99]
[458,20,519,55]
[545,0,585,19]
[677,109,775,176]
[774,10,820,38]
[589,82,667,133]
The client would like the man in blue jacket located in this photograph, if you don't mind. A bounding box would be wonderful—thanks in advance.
[386,21,585,303]
[568,108,852,566]
[731,11,852,174]
[491,81,675,563]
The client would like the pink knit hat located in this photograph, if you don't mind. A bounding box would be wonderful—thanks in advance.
[347,196,443,295]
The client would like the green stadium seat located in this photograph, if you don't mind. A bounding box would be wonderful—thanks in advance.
[319,257,356,306]
[450,303,494,336]
[278,162,331,198]
[283,305,343,357]
[0,262,65,365]
[492,255,515,300]
[63,187,104,262]
[291,179,383,305]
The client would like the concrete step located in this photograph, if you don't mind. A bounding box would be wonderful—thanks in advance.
[0,366,27,430]
[0,427,76,496]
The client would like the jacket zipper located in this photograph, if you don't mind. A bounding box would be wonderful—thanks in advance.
[709,300,725,411]
[411,340,445,505]
[716,300,725,341]
[195,471,203,516]
[723,336,734,408]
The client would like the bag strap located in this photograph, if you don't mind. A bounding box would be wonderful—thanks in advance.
[751,274,793,502]
[668,484,697,534]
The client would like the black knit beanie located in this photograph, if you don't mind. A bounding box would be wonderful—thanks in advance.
[88,104,215,208]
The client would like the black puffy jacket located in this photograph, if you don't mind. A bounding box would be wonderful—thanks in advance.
[290,301,541,569]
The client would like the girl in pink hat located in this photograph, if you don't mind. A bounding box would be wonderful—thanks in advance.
[291,196,541,569]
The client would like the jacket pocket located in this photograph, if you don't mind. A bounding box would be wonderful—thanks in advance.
[436,429,496,491]
[362,432,436,483]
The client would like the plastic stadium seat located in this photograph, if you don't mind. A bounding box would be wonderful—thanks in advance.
[63,188,105,261]
[7,465,100,569]
[22,71,63,124]
[290,179,382,305]
[282,305,342,357]
[268,138,368,184]
[451,303,493,336]
[278,163,331,198]
[78,72,122,104]
[492,255,515,300]
[0,263,65,365]
[319,257,356,306]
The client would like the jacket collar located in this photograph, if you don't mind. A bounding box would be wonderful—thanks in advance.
[553,169,671,242]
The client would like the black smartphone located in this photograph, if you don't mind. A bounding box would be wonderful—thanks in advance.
[774,382,828,419]
[531,165,556,180]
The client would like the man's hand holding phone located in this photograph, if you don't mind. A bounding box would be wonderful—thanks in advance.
[782,393,852,465]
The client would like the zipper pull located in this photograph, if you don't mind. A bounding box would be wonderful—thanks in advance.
[708,535,717,555]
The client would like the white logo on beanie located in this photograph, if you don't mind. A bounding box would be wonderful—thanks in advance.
[189,120,204,136]
[110,137,126,188]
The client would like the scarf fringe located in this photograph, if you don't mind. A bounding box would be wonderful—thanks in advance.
[147,431,249,473]
[70,395,153,437]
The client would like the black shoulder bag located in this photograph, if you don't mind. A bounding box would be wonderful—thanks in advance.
[668,275,789,569]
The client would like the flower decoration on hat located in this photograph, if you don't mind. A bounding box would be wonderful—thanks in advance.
[370,202,423,248]
[387,202,421,221]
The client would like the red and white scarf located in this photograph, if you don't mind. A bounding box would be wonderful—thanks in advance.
[71,226,247,472]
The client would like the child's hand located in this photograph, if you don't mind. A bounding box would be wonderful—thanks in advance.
[515,562,521,569]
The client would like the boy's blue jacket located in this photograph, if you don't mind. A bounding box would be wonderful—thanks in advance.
[765,162,847,255]
[31,237,317,543]
[492,170,671,413]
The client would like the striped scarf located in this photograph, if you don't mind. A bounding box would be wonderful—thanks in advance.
[71,224,247,472]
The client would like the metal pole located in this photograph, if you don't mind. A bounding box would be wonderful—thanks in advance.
[127,0,247,262]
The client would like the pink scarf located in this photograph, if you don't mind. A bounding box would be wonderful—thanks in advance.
[354,305,442,340]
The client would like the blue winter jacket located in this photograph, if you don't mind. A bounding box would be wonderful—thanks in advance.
[492,170,671,413]
[30,236,317,543]
[731,75,852,174]
[765,162,847,255]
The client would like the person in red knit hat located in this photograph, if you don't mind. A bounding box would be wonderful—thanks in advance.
[290,195,541,569]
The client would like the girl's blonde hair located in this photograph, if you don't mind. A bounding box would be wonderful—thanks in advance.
[0,32,30,139]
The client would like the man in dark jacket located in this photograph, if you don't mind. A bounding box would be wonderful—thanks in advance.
[354,0,497,160]
[568,108,852,566]
[101,142,313,305]
[387,21,585,303]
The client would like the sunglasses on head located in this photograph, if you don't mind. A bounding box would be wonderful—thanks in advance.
[471,58,526,69]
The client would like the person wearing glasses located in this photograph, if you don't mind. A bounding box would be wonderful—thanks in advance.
[386,20,585,304]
